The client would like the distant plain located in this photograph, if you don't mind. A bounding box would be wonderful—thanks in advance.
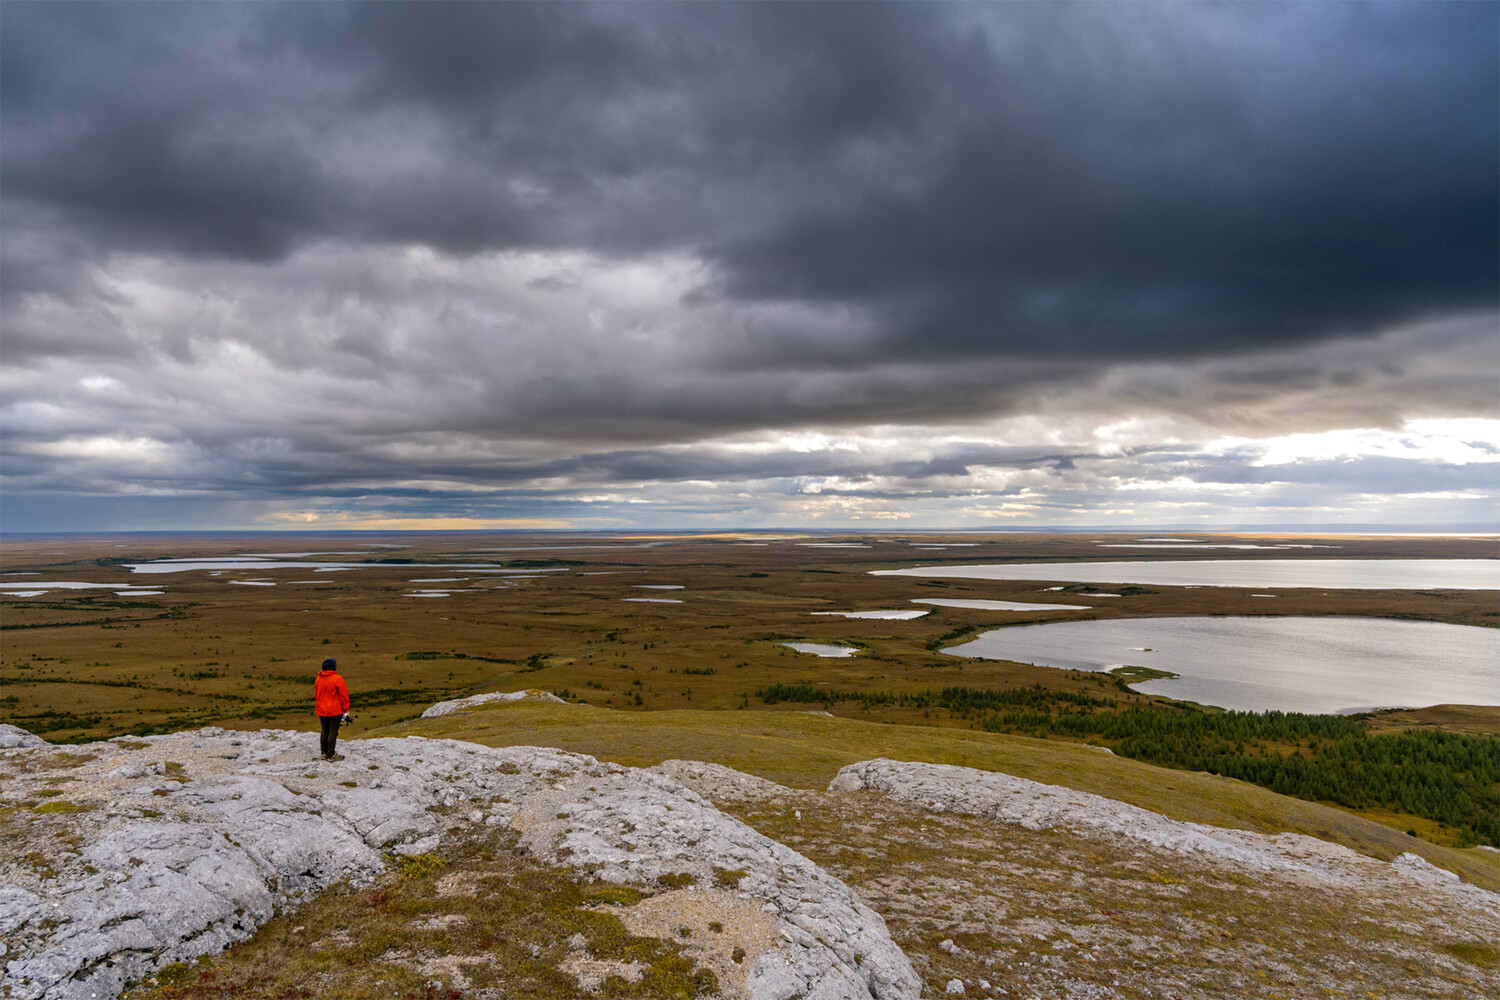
[2,529,1496,855]
[2,530,1494,736]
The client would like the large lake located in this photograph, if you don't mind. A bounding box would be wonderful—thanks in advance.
[873,559,1499,590]
[945,616,1500,714]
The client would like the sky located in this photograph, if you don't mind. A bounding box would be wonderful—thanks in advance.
[2,1,1497,533]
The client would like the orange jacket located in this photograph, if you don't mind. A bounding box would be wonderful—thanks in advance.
[314,670,350,717]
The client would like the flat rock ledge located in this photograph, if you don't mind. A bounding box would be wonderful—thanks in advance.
[829,758,1500,905]
[0,725,917,1000]
[420,688,567,718]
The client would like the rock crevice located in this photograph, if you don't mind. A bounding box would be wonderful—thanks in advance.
[0,725,916,1000]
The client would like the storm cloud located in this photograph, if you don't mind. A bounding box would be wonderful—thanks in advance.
[1,1,1496,530]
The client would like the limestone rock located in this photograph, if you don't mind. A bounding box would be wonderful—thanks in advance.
[419,688,566,718]
[653,759,797,801]
[0,724,47,749]
[829,758,1491,897]
[512,762,919,1000]
[1,728,916,1000]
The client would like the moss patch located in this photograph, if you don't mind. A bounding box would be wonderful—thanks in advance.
[120,829,720,999]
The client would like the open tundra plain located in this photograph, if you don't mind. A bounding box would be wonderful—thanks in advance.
[1,531,1498,998]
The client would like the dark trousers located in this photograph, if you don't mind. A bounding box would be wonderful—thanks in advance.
[319,715,342,757]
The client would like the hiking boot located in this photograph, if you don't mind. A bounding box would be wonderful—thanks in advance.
[326,753,345,761]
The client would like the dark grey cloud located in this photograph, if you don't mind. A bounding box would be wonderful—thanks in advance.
[5,3,1493,353]
[2,1,1496,530]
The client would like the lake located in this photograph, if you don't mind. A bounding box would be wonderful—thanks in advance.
[0,581,167,596]
[945,616,1500,714]
[872,559,1499,590]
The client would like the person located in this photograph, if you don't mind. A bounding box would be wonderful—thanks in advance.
[314,657,350,761]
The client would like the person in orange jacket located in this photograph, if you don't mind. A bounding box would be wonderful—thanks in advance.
[314,657,350,761]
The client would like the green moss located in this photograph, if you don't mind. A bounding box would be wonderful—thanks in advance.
[33,800,96,814]
[122,828,721,1000]
[1441,940,1498,967]
[583,885,643,907]
[712,868,747,888]
[392,852,447,881]
[21,851,57,879]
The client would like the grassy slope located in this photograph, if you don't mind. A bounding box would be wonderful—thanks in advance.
[1365,703,1500,737]
[374,700,1500,894]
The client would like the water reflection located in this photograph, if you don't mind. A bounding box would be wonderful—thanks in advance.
[946,616,1500,713]
[913,598,1090,611]
[781,642,859,657]
[874,559,1499,590]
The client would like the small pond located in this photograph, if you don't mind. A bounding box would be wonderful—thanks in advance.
[0,581,167,596]
[781,642,859,658]
[944,616,1500,714]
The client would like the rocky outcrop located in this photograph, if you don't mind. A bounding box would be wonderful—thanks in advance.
[0,728,917,1000]
[420,688,567,718]
[511,761,918,1000]
[0,723,47,749]
[829,758,1500,903]
[9,731,1492,1000]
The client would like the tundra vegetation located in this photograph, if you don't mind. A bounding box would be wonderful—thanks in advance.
[3,530,1498,998]
[1,529,1496,852]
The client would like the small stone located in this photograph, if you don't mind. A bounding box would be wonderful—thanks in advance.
[945,979,966,994]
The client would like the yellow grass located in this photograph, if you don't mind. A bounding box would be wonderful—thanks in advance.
[3,530,1495,870]
[380,700,1500,893]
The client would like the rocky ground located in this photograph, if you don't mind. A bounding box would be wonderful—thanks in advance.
[0,724,914,1000]
[666,759,1500,999]
[2,722,1497,1000]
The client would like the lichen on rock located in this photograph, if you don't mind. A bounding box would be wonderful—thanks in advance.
[0,726,917,1000]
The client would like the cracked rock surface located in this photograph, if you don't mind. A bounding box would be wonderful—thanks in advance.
[705,758,1500,999]
[829,758,1500,898]
[7,725,1495,1000]
[658,754,1500,998]
[0,727,916,1000]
